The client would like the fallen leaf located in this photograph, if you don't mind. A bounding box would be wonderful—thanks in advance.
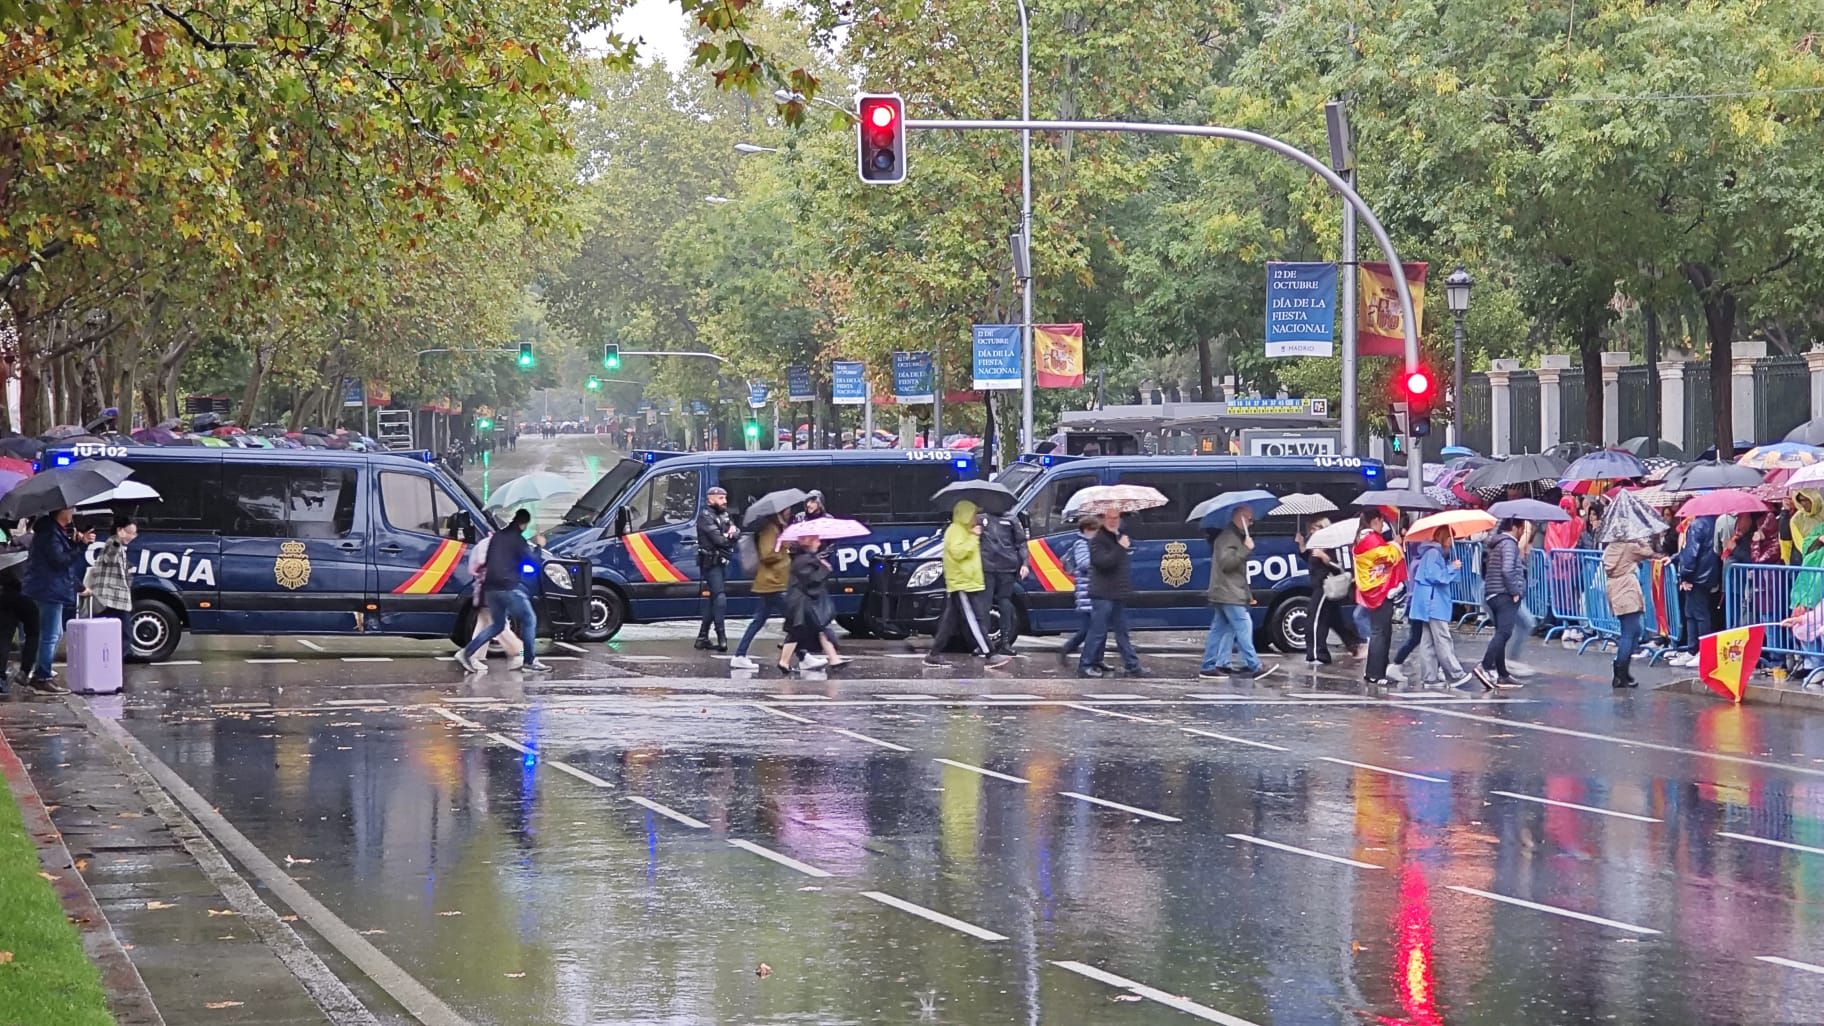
[1113,994,1142,1003]
[438,911,462,917]
[0,951,14,964]
[207,909,239,917]
[280,915,299,923]
[503,972,526,978]
[37,872,56,883]
[146,901,177,910]
[74,859,88,872]
[204,1001,244,1010]
[756,963,773,978]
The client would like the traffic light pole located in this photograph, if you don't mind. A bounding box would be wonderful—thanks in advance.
[902,116,1422,466]
[614,350,730,365]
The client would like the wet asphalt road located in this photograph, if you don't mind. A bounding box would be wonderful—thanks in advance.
[43,438,1824,1025]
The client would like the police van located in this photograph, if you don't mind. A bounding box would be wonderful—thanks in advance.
[47,443,591,662]
[870,454,1385,650]
[546,448,979,641]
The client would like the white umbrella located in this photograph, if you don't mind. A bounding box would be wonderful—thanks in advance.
[78,479,162,508]
[1304,517,1359,550]
[486,471,577,510]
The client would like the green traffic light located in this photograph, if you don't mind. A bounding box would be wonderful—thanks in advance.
[586,377,602,391]
[744,420,760,440]
[517,353,534,368]
[478,418,494,430]
[605,354,621,370]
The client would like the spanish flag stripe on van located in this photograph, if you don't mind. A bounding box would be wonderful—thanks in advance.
[394,540,465,594]
[1026,539,1073,592]
[626,532,689,584]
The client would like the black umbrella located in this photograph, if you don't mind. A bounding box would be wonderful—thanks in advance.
[1543,441,1602,462]
[0,460,133,520]
[932,479,1016,515]
[741,488,808,527]
[1663,458,1762,494]
[0,436,43,460]
[1463,453,1570,490]
[1618,436,1686,460]
[1352,488,1441,511]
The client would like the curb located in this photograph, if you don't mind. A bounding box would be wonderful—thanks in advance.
[1660,676,1824,711]
[0,722,164,1026]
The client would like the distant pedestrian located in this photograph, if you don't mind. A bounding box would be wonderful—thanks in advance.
[1078,510,1141,679]
[1301,517,1362,665]
[980,504,1028,656]
[1200,505,1271,680]
[925,500,1009,668]
[1408,526,1473,689]
[694,486,738,652]
[1353,508,1406,687]
[83,514,136,627]
[454,509,551,674]
[1603,536,1654,689]
[1475,518,1527,689]
[1056,515,1099,665]
[794,490,828,523]
[779,535,839,673]
[22,507,95,693]
[729,511,791,671]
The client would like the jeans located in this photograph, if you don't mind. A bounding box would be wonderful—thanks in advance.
[1352,604,1371,642]
[1364,601,1397,682]
[1306,588,1361,661]
[1510,601,1536,659]
[1482,593,1519,676]
[1061,609,1091,656]
[1081,598,1140,672]
[697,565,727,644]
[30,599,70,680]
[1393,618,1424,666]
[1201,603,1258,672]
[1682,584,1716,653]
[0,591,40,680]
[987,572,1020,652]
[1615,611,1643,670]
[736,592,787,656]
[930,589,992,656]
[463,588,538,667]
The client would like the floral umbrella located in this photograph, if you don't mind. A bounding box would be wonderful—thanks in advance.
[1067,484,1170,517]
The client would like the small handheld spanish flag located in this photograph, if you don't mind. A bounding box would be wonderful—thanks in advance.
[1697,625,1764,703]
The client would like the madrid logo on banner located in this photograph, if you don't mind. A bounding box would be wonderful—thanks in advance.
[1264,262,1337,357]
[1035,324,1085,388]
[831,360,868,406]
[891,351,935,404]
[972,324,1021,390]
[1357,261,1429,358]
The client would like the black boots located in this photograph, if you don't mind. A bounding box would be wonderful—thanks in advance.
[1612,662,1637,689]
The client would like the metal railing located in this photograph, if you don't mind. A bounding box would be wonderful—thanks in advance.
[1724,562,1824,684]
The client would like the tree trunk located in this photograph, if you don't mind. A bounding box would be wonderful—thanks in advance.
[1195,335,1214,401]
[1577,311,1604,444]
[1684,263,1738,459]
[237,352,268,427]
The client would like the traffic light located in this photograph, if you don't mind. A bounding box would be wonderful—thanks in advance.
[856,94,906,184]
[744,419,761,443]
[586,376,602,391]
[603,343,621,371]
[1402,367,1436,438]
[478,417,493,431]
[516,341,535,369]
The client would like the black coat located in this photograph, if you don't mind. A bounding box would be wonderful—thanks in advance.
[785,551,833,629]
[1086,528,1131,600]
[696,506,737,567]
[980,513,1028,574]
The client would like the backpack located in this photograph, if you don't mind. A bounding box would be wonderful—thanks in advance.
[737,531,759,575]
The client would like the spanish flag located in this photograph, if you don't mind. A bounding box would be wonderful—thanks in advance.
[1697,625,1764,703]
[1352,530,1406,610]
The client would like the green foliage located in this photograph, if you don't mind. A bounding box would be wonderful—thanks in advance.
[0,787,112,1026]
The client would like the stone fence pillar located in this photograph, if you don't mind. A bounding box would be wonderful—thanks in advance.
[1731,340,1767,446]
[1658,357,1687,453]
[1488,358,1519,456]
[1806,347,1824,424]
[1600,350,1629,445]
[1537,354,1571,451]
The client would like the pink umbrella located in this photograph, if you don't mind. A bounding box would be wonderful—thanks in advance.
[776,517,870,549]
[1675,489,1769,518]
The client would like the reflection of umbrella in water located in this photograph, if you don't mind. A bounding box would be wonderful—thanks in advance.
[487,472,577,510]
[743,488,809,527]
[776,517,870,549]
[0,460,133,520]
[931,480,1016,515]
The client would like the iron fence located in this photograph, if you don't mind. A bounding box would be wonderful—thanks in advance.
[1684,360,1716,455]
[1460,373,1491,454]
[1558,367,1589,443]
[1618,365,1653,442]
[1510,371,1541,453]
[1754,355,1808,444]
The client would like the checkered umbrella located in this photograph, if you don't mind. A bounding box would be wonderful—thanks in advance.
[1267,492,1338,517]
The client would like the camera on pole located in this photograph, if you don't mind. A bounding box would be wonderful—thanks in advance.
[856,94,906,184]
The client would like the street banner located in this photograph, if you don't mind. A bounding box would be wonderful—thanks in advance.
[1035,323,1085,387]
[747,381,771,409]
[891,351,935,404]
[786,365,814,402]
[972,324,1021,391]
[1264,262,1337,357]
[832,360,868,405]
[1357,261,1428,358]
[1698,625,1763,703]
[341,378,365,408]
[688,400,709,415]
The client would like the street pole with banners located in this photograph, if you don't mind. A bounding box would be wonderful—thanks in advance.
[1015,0,1035,456]
[1325,100,1357,456]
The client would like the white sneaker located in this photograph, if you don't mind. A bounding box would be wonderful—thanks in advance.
[729,655,759,670]
[453,650,485,674]
[1386,664,1408,683]
[522,660,553,673]
[800,655,829,670]
[1505,661,1537,678]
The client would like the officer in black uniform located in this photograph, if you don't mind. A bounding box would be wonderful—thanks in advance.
[695,486,739,650]
[981,507,1029,655]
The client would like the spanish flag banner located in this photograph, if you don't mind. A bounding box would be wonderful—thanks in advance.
[1697,625,1764,703]
[1035,324,1085,388]
[1357,262,1428,358]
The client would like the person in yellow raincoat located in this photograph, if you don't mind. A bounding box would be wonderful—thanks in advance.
[925,500,1011,668]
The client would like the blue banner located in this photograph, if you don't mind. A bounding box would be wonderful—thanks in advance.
[747,381,771,409]
[687,400,708,415]
[891,351,935,404]
[831,360,868,406]
[972,324,1021,391]
[341,378,365,408]
[786,365,814,402]
[1265,261,1337,357]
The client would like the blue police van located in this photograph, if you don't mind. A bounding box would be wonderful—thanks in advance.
[870,453,1385,650]
[546,448,979,641]
[48,443,591,662]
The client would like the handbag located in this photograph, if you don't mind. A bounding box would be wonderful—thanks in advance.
[1323,570,1352,601]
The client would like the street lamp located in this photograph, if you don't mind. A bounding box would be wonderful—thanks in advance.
[734,142,779,154]
[1444,265,1474,445]
[703,195,730,205]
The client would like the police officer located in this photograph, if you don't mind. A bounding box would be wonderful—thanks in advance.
[980,504,1029,656]
[695,486,738,651]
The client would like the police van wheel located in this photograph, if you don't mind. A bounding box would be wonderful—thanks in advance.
[1268,595,1309,654]
[127,598,182,663]
[577,585,626,643]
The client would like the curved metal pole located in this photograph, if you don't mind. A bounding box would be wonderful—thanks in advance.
[1014,0,1034,458]
[905,118,1422,455]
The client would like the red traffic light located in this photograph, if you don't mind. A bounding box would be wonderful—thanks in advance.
[1404,370,1433,397]
[867,103,896,129]
[856,93,906,184]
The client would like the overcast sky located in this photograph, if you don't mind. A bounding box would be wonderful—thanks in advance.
[610,0,692,66]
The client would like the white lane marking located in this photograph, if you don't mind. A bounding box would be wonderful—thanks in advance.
[1226,833,1380,870]
[860,891,1007,941]
[434,656,458,661]
[769,694,831,701]
[1757,955,1824,976]
[984,693,1042,700]
[1318,756,1447,784]
[541,656,581,662]
[1447,885,1659,935]
[750,703,817,724]
[213,702,272,710]
[555,641,588,654]
[1720,831,1824,857]
[1490,790,1660,823]
[627,796,708,829]
[340,656,394,663]
[1051,961,1260,1026]
[828,728,911,752]
[614,655,671,662]
[325,698,387,707]
[155,659,202,666]
[727,839,832,877]
[884,653,929,659]
[1085,692,1146,700]
[245,658,298,665]
[1411,705,1824,779]
[485,732,535,756]
[296,639,325,652]
[442,696,505,705]
[935,758,1029,784]
[430,707,485,730]
[548,761,614,789]
[879,694,937,701]
[1182,727,1289,753]
[1058,791,1180,823]
[1065,703,1161,723]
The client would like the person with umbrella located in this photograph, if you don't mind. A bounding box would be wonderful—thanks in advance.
[1056,514,1100,666]
[1473,518,1528,689]
[980,499,1029,658]
[1078,508,1142,679]
[1407,525,1475,689]
[1199,501,1274,681]
[923,500,1009,669]
[730,508,794,671]
[1601,509,1662,690]
[779,532,836,674]
[1299,516,1363,666]
[20,507,95,692]
[694,486,738,652]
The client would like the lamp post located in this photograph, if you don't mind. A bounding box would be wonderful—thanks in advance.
[1014,0,1034,456]
[734,143,779,154]
[1444,265,1474,445]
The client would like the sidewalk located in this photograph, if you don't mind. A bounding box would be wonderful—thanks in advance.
[0,696,345,1026]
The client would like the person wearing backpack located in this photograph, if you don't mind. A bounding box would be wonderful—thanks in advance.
[730,511,792,670]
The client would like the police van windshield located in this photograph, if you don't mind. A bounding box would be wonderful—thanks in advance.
[562,458,646,527]
[992,462,1044,498]
[443,467,501,531]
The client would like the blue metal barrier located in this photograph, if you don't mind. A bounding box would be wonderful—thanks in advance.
[1523,549,1550,622]
[1580,551,1620,652]
[1642,559,1682,665]
[1449,540,1489,630]
[1542,549,1595,638]
[1724,562,1824,682]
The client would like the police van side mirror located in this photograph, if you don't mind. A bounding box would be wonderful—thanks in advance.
[1017,511,1031,531]
[614,507,632,537]
[446,510,476,543]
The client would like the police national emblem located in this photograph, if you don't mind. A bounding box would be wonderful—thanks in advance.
[275,540,312,591]
[1160,541,1194,588]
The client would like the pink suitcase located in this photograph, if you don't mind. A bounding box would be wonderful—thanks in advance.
[66,616,123,694]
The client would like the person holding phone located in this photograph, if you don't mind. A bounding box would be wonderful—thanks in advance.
[22,507,95,693]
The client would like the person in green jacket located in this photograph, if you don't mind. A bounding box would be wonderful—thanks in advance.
[925,500,1012,668]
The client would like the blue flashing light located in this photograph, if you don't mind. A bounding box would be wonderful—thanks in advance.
[953,458,972,470]
[1364,465,1381,479]
[1041,454,1054,467]
[522,751,539,768]
[53,454,72,467]
[520,561,537,576]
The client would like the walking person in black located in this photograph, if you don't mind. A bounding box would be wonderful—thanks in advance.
[1301,516,1363,664]
[694,486,738,651]
[1078,511,1143,678]
[981,506,1028,656]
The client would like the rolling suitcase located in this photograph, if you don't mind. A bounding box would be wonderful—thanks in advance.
[66,605,124,695]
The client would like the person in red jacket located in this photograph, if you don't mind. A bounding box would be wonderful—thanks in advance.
[1353,507,1407,687]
